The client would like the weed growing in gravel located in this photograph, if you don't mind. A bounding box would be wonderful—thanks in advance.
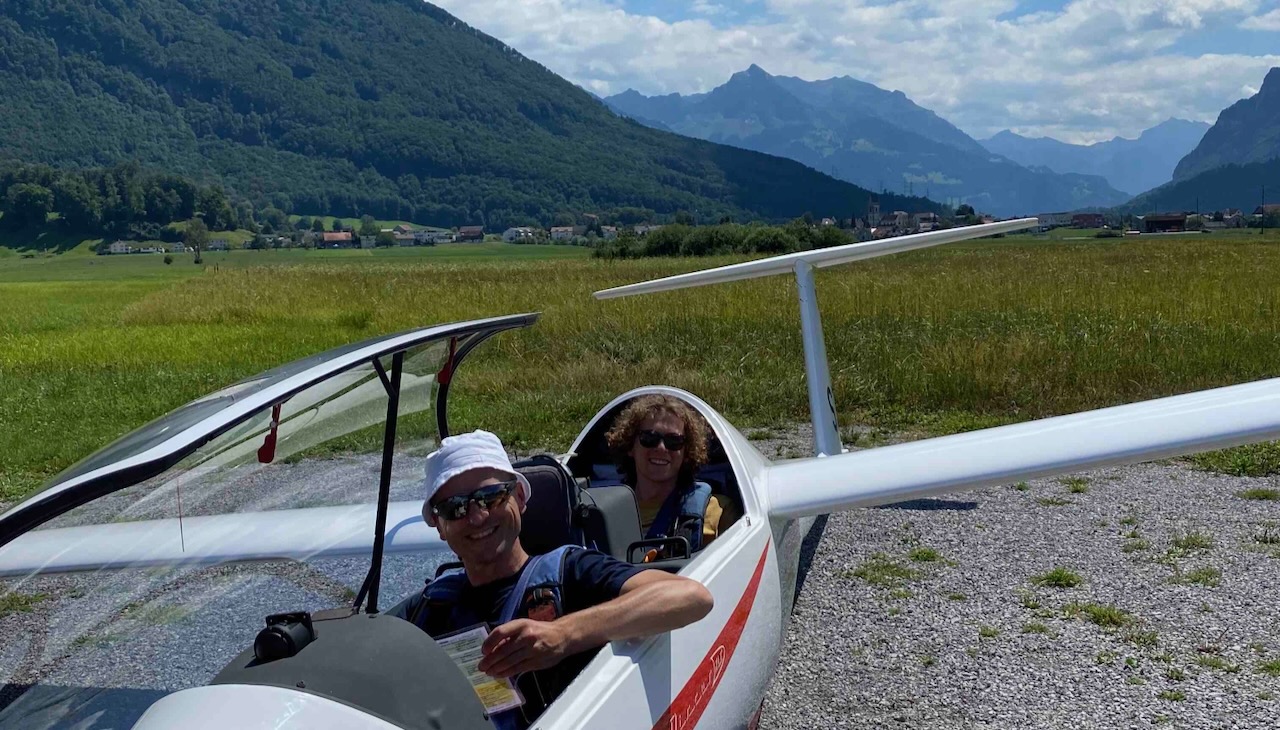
[1037,496,1072,507]
[1158,690,1186,701]
[907,546,943,563]
[1062,476,1091,494]
[1259,691,1275,701]
[1012,481,1030,491]
[1238,488,1280,501]
[1170,529,1215,552]
[1096,651,1118,665]
[1120,514,1139,526]
[1164,667,1187,681]
[1032,566,1083,588]
[889,588,914,600]
[1254,523,1280,545]
[844,553,919,586]
[979,625,1000,639]
[1017,590,1042,609]
[1257,659,1280,676]
[1022,622,1051,635]
[920,655,936,667]
[1170,566,1222,587]
[1126,676,1146,685]
[887,606,902,617]
[1124,529,1141,539]
[1064,602,1129,628]
[1126,630,1159,648]
[0,591,48,616]
[1199,602,1214,613]
[1196,655,1240,673]
[1125,656,1140,669]
[947,592,967,601]
[1122,539,1150,553]
[745,428,778,441]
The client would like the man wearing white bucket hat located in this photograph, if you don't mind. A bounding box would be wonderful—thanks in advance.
[389,430,713,729]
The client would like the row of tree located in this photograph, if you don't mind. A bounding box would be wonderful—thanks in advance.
[0,161,235,238]
[592,221,858,259]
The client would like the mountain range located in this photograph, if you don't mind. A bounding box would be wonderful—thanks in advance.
[0,0,930,230]
[605,65,1130,216]
[982,119,1210,196]
[1173,68,1280,182]
[1120,67,1280,213]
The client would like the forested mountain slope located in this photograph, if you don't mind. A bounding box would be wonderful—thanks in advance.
[0,0,925,227]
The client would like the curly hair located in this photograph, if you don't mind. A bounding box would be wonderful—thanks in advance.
[604,394,709,487]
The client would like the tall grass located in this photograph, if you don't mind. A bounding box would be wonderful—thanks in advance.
[3,236,1280,502]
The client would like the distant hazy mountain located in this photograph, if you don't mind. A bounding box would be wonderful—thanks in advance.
[1173,67,1280,181]
[605,65,1128,216]
[983,119,1210,196]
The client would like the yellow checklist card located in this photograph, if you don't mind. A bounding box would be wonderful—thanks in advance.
[436,624,525,716]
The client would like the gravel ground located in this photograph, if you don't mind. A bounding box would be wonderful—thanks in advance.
[756,428,1280,730]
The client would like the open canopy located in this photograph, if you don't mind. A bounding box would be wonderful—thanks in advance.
[0,313,537,547]
[0,314,537,729]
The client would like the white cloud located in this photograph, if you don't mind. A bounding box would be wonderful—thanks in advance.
[1242,8,1280,29]
[428,0,1280,142]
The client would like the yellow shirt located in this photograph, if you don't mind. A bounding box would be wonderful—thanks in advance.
[637,492,743,549]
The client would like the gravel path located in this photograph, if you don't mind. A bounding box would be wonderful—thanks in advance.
[759,452,1280,730]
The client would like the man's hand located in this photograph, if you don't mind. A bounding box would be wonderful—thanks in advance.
[478,618,578,679]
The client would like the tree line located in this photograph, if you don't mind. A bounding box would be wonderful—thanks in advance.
[592,221,861,259]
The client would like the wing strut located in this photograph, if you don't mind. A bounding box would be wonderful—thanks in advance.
[595,219,1039,457]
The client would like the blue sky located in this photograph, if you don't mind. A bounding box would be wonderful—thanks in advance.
[432,0,1280,143]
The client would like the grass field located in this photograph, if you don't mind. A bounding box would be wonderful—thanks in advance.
[3,233,1280,503]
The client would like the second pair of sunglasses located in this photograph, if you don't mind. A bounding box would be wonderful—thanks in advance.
[638,429,686,450]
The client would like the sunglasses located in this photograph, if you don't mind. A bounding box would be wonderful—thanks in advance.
[637,429,686,450]
[429,481,517,522]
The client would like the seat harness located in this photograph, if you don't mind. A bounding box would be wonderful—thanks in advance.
[645,481,713,552]
[409,545,577,730]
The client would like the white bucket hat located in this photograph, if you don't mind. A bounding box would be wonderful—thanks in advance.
[423,430,532,511]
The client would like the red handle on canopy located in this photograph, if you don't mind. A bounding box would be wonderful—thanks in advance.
[257,403,283,464]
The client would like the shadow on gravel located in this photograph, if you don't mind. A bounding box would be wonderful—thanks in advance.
[875,498,978,511]
[793,514,829,604]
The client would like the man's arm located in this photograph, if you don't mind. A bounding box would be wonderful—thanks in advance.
[477,570,712,679]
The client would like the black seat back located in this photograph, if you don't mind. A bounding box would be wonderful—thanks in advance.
[514,456,579,555]
[577,485,642,562]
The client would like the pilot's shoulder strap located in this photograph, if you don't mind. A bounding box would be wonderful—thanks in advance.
[647,481,713,550]
[497,545,577,625]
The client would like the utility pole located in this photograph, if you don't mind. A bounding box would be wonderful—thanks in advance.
[1263,185,1267,235]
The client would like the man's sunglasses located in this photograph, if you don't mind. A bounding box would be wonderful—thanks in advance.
[637,429,686,450]
[429,481,518,522]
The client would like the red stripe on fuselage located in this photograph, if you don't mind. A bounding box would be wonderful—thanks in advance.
[651,540,770,730]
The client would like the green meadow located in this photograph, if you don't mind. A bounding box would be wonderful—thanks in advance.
[3,234,1280,503]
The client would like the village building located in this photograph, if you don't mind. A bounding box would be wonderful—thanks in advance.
[913,212,941,232]
[601,226,618,240]
[360,235,377,249]
[1141,213,1188,233]
[207,238,230,251]
[321,231,354,247]
[1037,212,1073,229]
[1072,213,1105,228]
[550,226,575,241]
[107,241,133,254]
[633,224,662,236]
[457,226,484,242]
[502,226,537,242]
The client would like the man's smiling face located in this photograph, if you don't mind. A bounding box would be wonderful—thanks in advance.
[428,467,527,566]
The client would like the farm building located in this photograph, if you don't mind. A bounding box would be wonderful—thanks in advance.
[1142,214,1187,233]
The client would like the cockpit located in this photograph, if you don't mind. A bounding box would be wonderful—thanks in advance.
[0,315,746,729]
